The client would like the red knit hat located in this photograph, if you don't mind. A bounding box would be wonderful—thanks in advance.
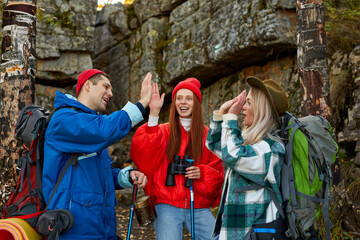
[76,69,109,96]
[171,78,202,103]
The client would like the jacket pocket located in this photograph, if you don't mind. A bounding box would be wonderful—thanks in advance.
[70,192,104,237]
[249,217,287,240]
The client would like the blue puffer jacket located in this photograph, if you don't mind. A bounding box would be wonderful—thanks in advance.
[43,91,144,240]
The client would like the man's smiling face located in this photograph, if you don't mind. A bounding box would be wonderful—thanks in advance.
[88,75,113,113]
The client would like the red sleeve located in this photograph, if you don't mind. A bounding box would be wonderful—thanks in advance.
[130,123,168,178]
[193,128,224,201]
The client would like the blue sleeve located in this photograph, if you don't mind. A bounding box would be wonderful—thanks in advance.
[116,166,134,189]
[122,102,144,127]
[46,104,143,153]
[113,168,121,189]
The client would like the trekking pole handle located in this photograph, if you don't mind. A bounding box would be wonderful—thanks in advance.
[185,159,194,187]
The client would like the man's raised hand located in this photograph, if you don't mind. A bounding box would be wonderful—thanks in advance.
[139,72,152,108]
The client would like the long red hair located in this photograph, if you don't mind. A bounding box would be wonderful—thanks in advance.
[166,93,204,162]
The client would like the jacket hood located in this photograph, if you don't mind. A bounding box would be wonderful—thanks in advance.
[54,90,96,114]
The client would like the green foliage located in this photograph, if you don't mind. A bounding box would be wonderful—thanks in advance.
[155,24,175,53]
[314,215,355,240]
[37,7,76,33]
[329,219,355,240]
[37,7,60,28]
[325,0,360,54]
[155,24,175,79]
[125,4,136,27]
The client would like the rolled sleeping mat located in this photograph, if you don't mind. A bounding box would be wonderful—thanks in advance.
[0,218,43,240]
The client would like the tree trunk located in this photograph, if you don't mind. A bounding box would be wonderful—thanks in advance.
[296,0,331,120]
[0,0,37,208]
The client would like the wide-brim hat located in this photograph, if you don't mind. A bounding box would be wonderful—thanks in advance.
[246,76,288,123]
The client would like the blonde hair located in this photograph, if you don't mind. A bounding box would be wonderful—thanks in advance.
[242,87,280,145]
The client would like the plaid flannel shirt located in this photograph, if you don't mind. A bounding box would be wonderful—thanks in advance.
[206,113,285,240]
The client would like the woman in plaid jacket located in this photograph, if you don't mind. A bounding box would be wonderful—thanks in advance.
[206,76,289,240]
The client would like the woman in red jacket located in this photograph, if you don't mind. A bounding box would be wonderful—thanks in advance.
[130,78,224,240]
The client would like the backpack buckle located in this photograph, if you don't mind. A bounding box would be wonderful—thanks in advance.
[285,228,292,238]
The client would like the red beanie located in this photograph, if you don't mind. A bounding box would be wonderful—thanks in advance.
[76,69,108,96]
[171,78,202,103]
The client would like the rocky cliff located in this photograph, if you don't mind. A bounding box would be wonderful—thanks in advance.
[34,0,97,108]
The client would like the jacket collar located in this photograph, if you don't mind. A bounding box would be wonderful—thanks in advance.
[53,90,97,115]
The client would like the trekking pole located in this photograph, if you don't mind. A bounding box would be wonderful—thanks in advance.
[190,184,195,240]
[126,180,138,240]
[185,159,195,240]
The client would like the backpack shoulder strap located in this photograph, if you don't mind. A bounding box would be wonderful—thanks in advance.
[279,112,304,239]
[234,183,285,219]
[45,154,78,210]
[44,106,81,210]
[46,106,80,127]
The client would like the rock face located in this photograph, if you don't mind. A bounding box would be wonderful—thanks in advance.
[93,0,298,116]
[339,46,360,147]
[331,46,360,236]
[36,0,97,87]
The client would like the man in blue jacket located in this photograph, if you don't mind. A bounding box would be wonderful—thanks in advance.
[43,69,151,240]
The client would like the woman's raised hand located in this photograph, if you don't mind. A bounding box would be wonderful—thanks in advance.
[228,90,246,115]
[149,83,165,117]
[219,99,236,114]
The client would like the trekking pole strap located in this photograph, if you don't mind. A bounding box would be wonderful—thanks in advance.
[45,154,78,210]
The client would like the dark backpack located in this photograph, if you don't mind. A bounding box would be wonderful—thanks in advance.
[278,112,338,240]
[1,105,75,239]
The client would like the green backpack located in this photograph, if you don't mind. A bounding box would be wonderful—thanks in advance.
[279,111,338,240]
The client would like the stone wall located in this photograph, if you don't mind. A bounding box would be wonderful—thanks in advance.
[327,46,360,236]
[34,0,98,108]
[93,0,298,116]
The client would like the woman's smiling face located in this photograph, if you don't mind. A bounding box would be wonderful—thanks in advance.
[175,89,194,119]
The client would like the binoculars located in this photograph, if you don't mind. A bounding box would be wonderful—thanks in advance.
[165,155,194,187]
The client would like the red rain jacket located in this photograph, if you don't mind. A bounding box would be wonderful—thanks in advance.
[130,123,224,209]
